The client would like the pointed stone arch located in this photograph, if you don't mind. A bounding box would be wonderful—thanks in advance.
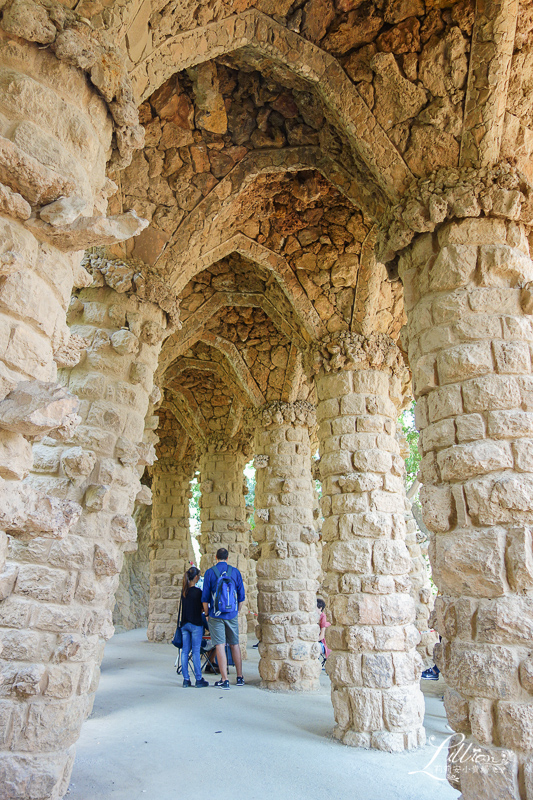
[165,388,207,446]
[164,351,263,409]
[192,234,326,340]
[129,9,413,206]
[158,146,381,281]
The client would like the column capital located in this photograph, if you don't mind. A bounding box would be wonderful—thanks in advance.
[377,160,532,266]
[308,332,409,379]
[152,455,197,477]
[252,400,316,430]
[0,0,143,169]
[199,432,253,458]
[82,250,181,330]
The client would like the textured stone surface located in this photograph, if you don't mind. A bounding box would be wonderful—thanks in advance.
[402,209,533,798]
[113,503,150,632]
[1,270,169,799]
[4,3,533,798]
[147,433,196,643]
[254,401,321,690]
[199,439,251,656]
[316,336,424,749]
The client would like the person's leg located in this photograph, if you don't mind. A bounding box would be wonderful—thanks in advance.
[181,625,192,683]
[206,648,218,672]
[191,624,203,682]
[226,618,243,679]
[215,644,228,681]
[208,617,229,684]
[230,644,243,677]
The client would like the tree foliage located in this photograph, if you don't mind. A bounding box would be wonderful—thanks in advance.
[400,401,421,491]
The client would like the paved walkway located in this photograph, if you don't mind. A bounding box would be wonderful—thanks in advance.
[67,629,459,800]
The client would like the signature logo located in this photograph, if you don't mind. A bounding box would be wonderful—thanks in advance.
[409,734,510,782]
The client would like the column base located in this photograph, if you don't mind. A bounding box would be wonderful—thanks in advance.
[333,724,426,752]
[0,746,75,800]
[258,643,322,692]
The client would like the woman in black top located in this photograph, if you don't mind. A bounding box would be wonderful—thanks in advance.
[180,566,209,687]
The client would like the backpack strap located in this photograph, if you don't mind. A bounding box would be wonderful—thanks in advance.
[226,565,233,578]
[177,595,183,627]
[212,564,221,579]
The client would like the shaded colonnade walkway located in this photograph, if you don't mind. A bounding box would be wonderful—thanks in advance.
[68,630,458,800]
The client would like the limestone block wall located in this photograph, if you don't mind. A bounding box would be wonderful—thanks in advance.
[254,402,322,691]
[398,202,533,798]
[310,333,425,751]
[0,277,167,799]
[199,441,251,654]
[147,460,195,642]
[113,502,151,632]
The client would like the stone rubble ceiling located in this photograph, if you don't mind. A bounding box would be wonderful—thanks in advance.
[153,161,403,439]
[158,295,315,441]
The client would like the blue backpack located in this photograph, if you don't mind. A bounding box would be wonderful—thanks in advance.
[211,564,238,617]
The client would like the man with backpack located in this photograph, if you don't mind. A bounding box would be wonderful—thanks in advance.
[202,547,245,689]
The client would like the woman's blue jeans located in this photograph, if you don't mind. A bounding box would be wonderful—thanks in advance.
[181,623,203,682]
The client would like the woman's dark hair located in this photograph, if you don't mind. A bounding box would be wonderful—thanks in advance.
[317,598,326,611]
[182,566,200,597]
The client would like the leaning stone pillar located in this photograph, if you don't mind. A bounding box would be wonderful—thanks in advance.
[0,9,145,796]
[253,402,322,691]
[309,334,425,750]
[198,438,251,654]
[148,457,196,642]
[388,165,533,798]
[1,256,174,798]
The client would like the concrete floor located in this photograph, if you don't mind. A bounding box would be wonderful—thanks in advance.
[67,629,459,800]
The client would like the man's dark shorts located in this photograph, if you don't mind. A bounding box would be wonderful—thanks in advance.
[208,616,239,646]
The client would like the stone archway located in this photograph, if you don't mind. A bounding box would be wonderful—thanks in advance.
[2,1,533,798]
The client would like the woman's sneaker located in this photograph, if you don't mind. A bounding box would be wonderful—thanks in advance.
[183,679,192,687]
[236,676,245,686]
[195,678,209,687]
[214,679,230,690]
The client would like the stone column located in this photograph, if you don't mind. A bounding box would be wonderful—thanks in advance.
[147,458,196,642]
[0,260,172,798]
[253,401,322,691]
[198,438,252,654]
[391,166,533,798]
[310,333,425,751]
[405,503,437,666]
[0,14,145,797]
[312,458,325,596]
[247,557,258,634]
[113,501,151,632]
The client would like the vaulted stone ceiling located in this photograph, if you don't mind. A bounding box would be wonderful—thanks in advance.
[99,0,533,447]
[108,14,423,445]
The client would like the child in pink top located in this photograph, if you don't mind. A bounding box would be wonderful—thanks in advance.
[317,598,331,658]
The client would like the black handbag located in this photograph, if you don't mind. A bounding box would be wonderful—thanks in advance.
[171,597,183,648]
